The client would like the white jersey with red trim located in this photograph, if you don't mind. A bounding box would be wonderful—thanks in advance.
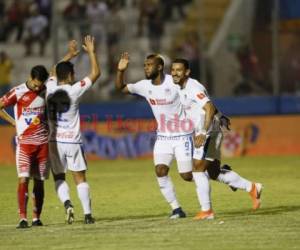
[127,74,193,136]
[0,83,48,144]
[46,77,92,143]
[178,78,219,134]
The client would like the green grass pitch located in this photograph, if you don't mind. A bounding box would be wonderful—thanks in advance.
[0,156,299,250]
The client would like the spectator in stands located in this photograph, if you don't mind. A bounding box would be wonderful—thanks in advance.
[106,2,124,74]
[0,51,13,97]
[35,0,52,38]
[234,45,267,96]
[161,0,187,21]
[3,0,29,42]
[177,32,201,80]
[63,0,87,40]
[24,5,48,56]
[146,0,164,51]
[86,0,109,47]
[0,0,6,41]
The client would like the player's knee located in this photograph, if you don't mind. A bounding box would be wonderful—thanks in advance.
[155,164,169,177]
[72,170,86,185]
[207,160,221,180]
[180,172,193,182]
[193,159,207,172]
[18,177,29,184]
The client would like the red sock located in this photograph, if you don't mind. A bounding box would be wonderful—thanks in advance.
[17,182,28,220]
[32,180,44,219]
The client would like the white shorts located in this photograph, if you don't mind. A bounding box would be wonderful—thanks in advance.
[153,134,193,173]
[49,142,87,174]
[193,131,223,161]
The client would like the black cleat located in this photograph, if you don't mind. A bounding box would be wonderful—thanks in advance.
[16,219,29,229]
[170,207,186,219]
[32,219,43,226]
[221,164,238,192]
[84,214,95,224]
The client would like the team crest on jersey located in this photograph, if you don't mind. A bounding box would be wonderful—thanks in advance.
[80,80,86,87]
[149,98,156,105]
[196,93,206,100]
[164,88,171,95]
[22,95,30,102]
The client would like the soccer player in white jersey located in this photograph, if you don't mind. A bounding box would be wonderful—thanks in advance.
[0,65,49,228]
[116,53,196,218]
[46,35,100,224]
[171,58,263,220]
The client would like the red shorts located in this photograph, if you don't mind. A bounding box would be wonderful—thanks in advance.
[16,143,49,180]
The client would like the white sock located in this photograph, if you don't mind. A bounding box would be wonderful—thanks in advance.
[217,170,252,192]
[157,176,180,210]
[193,172,212,211]
[77,182,91,215]
[55,180,70,204]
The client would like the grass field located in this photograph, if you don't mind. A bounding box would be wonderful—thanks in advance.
[0,156,299,250]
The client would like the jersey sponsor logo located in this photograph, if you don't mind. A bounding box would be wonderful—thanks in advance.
[80,80,86,87]
[196,93,206,100]
[25,116,41,125]
[22,106,45,116]
[149,98,156,105]
[149,98,174,105]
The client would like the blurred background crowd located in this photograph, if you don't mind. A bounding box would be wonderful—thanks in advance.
[0,0,299,101]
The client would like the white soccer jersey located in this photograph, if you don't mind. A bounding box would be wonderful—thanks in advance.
[0,83,48,144]
[177,78,214,134]
[46,77,92,143]
[127,74,193,136]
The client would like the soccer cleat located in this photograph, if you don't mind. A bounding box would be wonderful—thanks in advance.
[193,209,215,220]
[221,165,237,192]
[65,206,74,224]
[32,219,43,226]
[249,183,263,210]
[170,207,186,219]
[84,214,95,224]
[16,219,29,229]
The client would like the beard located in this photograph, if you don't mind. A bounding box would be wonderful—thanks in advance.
[145,70,159,80]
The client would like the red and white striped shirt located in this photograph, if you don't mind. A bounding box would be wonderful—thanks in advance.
[0,83,48,145]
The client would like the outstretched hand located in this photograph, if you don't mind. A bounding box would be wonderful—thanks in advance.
[82,35,95,53]
[118,52,130,72]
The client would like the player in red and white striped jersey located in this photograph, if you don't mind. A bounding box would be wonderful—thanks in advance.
[0,65,49,228]
[0,41,80,229]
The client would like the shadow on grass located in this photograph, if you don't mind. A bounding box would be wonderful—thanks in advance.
[219,205,300,218]
[45,213,169,227]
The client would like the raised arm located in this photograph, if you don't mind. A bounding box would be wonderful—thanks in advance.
[116,52,130,94]
[50,40,80,77]
[0,100,15,127]
[82,35,101,83]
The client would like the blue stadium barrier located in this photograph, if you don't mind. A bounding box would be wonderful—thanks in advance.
[1,96,299,125]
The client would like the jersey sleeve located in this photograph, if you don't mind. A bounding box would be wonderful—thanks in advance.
[193,83,210,107]
[0,88,17,107]
[72,77,92,98]
[126,80,146,97]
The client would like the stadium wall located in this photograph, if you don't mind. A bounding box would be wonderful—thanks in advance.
[0,96,299,164]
